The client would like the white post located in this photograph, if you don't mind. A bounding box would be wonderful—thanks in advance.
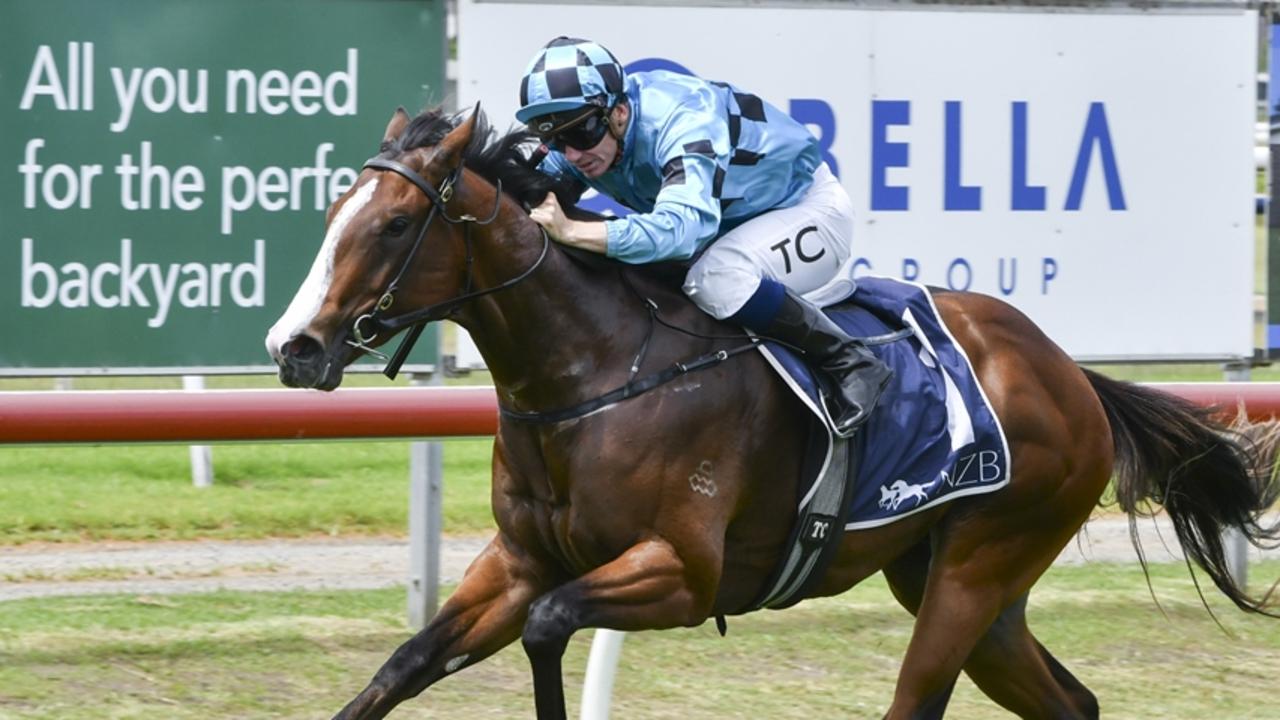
[1223,361,1251,590]
[182,375,214,488]
[580,629,626,720]
[408,371,445,630]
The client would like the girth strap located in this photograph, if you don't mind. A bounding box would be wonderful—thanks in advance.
[749,431,861,611]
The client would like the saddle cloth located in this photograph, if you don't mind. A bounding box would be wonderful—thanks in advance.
[759,276,1011,530]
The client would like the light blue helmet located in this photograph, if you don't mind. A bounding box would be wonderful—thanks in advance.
[516,37,626,125]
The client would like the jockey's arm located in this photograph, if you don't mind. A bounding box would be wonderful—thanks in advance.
[530,94,727,264]
[529,181,717,262]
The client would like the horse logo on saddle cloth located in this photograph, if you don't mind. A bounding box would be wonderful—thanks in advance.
[747,274,1010,610]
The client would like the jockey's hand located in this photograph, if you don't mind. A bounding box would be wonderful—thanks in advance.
[529,192,607,254]
[529,192,573,241]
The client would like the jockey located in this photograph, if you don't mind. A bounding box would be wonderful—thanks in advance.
[516,36,891,436]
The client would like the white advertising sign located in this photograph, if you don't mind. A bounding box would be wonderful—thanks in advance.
[459,0,1258,361]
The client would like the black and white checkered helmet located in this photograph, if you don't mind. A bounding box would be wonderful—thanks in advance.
[516,37,625,125]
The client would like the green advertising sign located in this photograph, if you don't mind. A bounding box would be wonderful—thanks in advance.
[1,0,444,374]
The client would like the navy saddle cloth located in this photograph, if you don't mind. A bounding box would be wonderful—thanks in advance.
[758,276,1011,530]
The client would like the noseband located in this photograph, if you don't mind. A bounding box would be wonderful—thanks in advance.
[351,155,549,379]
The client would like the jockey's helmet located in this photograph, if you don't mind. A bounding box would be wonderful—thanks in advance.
[516,37,625,136]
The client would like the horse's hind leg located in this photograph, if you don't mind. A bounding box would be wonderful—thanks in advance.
[962,596,1099,719]
[883,537,1098,719]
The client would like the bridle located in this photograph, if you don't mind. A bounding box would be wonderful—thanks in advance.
[347,154,549,379]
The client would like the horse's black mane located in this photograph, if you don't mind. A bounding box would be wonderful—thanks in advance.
[380,106,586,215]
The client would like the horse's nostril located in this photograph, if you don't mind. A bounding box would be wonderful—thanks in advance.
[283,335,323,361]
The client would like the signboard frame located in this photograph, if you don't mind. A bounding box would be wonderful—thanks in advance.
[459,0,1261,364]
[1,0,449,376]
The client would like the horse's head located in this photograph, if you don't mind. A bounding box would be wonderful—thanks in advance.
[265,108,483,390]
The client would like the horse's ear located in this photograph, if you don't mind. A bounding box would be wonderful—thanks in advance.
[434,105,481,165]
[383,107,411,145]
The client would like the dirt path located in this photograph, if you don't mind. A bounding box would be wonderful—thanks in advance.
[2,517,1276,601]
[0,535,489,601]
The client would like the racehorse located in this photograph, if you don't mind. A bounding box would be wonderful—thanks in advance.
[265,106,1280,720]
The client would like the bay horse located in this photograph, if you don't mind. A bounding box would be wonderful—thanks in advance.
[265,106,1279,720]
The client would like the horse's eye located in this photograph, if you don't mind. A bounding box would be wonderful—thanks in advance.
[385,216,411,236]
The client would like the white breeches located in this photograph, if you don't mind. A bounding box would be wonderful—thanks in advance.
[682,163,855,319]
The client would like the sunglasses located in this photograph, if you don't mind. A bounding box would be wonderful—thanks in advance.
[532,108,610,152]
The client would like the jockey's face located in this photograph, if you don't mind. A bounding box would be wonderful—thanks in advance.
[561,104,628,179]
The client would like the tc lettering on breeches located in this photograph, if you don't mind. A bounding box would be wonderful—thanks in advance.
[682,164,855,319]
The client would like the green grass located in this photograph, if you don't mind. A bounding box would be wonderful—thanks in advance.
[0,439,497,544]
[0,561,1277,719]
[1086,362,1280,383]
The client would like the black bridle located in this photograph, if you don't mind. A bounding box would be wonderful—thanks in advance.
[349,155,549,379]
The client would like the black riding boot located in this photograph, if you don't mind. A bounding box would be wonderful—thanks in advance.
[760,290,893,436]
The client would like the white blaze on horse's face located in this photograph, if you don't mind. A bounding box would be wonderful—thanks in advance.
[265,177,379,361]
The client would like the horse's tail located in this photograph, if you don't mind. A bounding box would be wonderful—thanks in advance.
[1083,368,1280,614]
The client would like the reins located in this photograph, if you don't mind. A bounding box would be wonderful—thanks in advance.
[498,272,911,426]
[499,327,760,424]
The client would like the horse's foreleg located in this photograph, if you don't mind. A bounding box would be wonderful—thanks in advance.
[522,537,716,720]
[333,534,548,720]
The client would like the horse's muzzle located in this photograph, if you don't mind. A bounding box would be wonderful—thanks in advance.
[274,334,345,390]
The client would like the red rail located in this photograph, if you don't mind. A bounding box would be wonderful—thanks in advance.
[0,382,1275,445]
[1149,383,1280,422]
[0,387,498,444]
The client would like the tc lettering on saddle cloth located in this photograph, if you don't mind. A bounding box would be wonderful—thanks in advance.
[758,276,1011,529]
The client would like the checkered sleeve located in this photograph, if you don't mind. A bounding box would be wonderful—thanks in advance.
[604,94,729,263]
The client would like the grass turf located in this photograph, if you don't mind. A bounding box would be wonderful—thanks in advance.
[1,561,1278,719]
